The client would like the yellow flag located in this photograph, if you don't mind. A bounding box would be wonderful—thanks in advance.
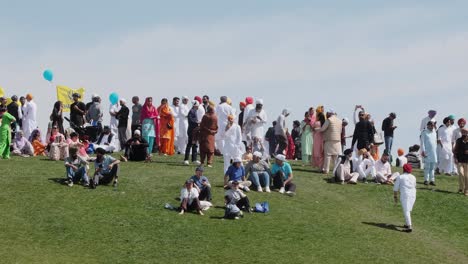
[0,86,4,97]
[56,85,85,112]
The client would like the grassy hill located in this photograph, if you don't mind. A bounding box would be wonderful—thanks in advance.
[0,155,467,264]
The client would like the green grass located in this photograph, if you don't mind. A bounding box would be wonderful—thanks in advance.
[0,155,467,264]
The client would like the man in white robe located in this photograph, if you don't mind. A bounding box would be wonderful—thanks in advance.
[421,120,438,185]
[437,118,454,174]
[178,96,190,154]
[109,103,121,151]
[353,148,376,182]
[222,115,244,174]
[215,96,235,153]
[393,164,417,232]
[242,97,255,144]
[170,97,182,153]
[22,94,37,139]
[374,152,400,184]
[244,99,268,144]
[93,126,117,153]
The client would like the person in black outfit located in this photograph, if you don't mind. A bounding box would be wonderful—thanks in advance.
[122,130,149,161]
[351,111,374,150]
[50,101,65,135]
[116,99,130,149]
[184,101,200,165]
[382,112,397,159]
[7,95,21,139]
[291,120,302,160]
[70,93,86,127]
[453,128,468,195]
[265,121,277,156]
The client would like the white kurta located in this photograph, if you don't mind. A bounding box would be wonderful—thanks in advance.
[222,123,245,173]
[22,100,37,139]
[215,103,236,150]
[94,134,117,153]
[393,173,416,226]
[437,125,454,173]
[109,104,121,150]
[245,109,268,140]
[171,105,181,137]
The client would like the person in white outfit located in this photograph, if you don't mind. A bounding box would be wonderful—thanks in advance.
[215,96,235,153]
[333,149,359,184]
[222,115,245,174]
[244,99,268,145]
[437,117,455,175]
[374,151,400,184]
[354,148,376,183]
[173,96,189,154]
[393,164,417,233]
[22,94,37,139]
[109,102,121,151]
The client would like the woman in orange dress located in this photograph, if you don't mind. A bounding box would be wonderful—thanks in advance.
[30,129,46,156]
[157,98,175,155]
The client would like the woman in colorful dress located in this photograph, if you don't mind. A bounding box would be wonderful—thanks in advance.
[312,106,326,169]
[0,107,16,159]
[30,129,46,156]
[199,102,218,167]
[301,111,313,166]
[140,97,159,157]
[157,98,175,156]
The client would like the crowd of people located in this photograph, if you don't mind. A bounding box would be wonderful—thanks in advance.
[0,93,467,224]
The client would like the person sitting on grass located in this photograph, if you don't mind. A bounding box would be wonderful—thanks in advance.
[333,149,359,184]
[120,130,148,162]
[67,132,89,160]
[355,148,376,183]
[224,157,252,192]
[374,151,400,184]
[190,166,212,201]
[90,147,120,189]
[244,151,271,192]
[405,144,422,169]
[396,148,408,167]
[12,130,34,157]
[93,126,117,153]
[271,154,296,196]
[224,180,251,219]
[179,179,204,215]
[393,164,417,233]
[30,129,46,156]
[48,125,69,161]
[64,147,90,187]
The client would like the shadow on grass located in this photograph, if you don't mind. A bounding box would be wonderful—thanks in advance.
[416,187,454,194]
[362,222,403,232]
[48,177,67,185]
[293,167,314,173]
[322,177,340,184]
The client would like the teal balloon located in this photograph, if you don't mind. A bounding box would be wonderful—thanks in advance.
[43,69,54,82]
[109,92,119,105]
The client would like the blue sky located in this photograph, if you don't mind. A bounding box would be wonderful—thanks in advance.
[1,0,467,155]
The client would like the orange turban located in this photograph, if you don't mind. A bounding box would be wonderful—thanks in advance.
[26,94,33,100]
[397,148,404,156]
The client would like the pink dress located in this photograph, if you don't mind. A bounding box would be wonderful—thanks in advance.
[312,121,324,168]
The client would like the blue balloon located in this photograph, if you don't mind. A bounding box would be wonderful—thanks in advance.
[43,69,54,82]
[109,92,119,105]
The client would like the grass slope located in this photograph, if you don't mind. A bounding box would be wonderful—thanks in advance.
[0,155,467,264]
